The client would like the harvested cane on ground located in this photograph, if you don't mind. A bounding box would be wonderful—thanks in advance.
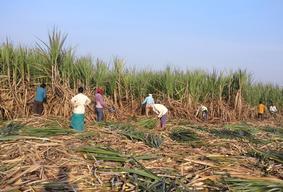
[169,128,199,142]
[138,119,157,129]
[106,122,164,148]
[0,122,24,136]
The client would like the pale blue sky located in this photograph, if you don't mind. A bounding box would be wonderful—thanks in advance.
[1,0,283,85]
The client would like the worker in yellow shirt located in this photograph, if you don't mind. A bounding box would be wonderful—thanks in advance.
[258,101,266,120]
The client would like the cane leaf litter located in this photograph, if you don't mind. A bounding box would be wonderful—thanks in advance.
[0,118,282,191]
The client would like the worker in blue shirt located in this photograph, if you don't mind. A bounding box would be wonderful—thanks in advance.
[142,94,155,117]
[33,83,47,115]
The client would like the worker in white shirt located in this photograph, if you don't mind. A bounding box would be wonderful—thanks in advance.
[152,103,168,129]
[269,102,278,118]
[70,87,91,131]
[196,105,208,121]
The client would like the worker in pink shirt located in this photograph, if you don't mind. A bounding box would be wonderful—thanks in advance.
[95,88,106,121]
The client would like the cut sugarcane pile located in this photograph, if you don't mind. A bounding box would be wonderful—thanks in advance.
[0,121,75,139]
[138,118,158,129]
[223,177,283,191]
[106,122,164,148]
[0,117,283,191]
[169,127,199,143]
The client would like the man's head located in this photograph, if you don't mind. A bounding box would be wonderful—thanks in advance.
[40,83,46,88]
[78,87,84,93]
[96,87,104,95]
[149,94,152,97]
[270,102,274,106]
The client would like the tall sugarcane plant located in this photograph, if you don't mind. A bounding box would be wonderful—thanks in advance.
[0,29,283,119]
[36,29,68,87]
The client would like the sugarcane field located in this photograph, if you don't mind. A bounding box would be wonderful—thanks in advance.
[0,30,282,192]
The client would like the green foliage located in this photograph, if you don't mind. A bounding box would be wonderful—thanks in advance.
[138,119,157,129]
[169,128,199,143]
[76,131,97,141]
[77,145,158,163]
[246,148,283,165]
[210,128,253,140]
[0,122,24,136]
[126,175,179,192]
[209,124,260,143]
[0,120,74,138]
[262,126,283,137]
[107,123,164,148]
[224,177,283,192]
[1,29,283,110]
[20,126,74,137]
[43,182,74,192]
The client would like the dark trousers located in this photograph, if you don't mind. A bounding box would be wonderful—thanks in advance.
[33,101,44,115]
[202,110,208,121]
[258,113,263,120]
[0,107,6,120]
[96,108,104,121]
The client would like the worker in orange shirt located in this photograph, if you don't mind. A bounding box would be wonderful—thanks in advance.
[257,101,266,120]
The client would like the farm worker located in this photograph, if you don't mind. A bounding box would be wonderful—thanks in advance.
[33,83,47,115]
[195,105,208,121]
[95,87,106,121]
[70,87,91,131]
[257,101,266,120]
[152,104,168,129]
[142,94,155,117]
[269,102,278,117]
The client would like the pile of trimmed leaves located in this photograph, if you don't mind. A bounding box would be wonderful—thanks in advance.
[209,124,255,141]
[77,146,158,162]
[246,148,283,165]
[0,121,74,138]
[210,129,252,139]
[262,126,283,137]
[78,145,186,191]
[106,123,163,148]
[0,122,24,136]
[169,128,199,143]
[20,126,74,137]
[130,178,181,192]
[223,177,283,192]
[76,131,97,141]
[43,182,75,192]
[138,119,157,129]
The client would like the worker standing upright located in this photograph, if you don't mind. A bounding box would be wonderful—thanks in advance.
[70,87,91,132]
[33,83,47,115]
[95,87,106,122]
[257,101,266,121]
